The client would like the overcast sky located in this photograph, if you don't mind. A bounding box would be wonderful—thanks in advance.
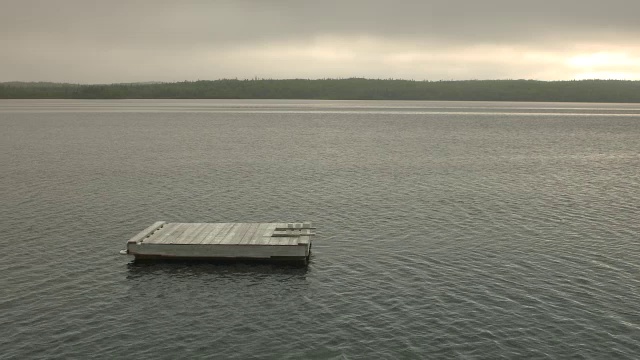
[2,0,640,83]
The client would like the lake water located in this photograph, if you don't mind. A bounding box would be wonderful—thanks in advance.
[1,99,639,359]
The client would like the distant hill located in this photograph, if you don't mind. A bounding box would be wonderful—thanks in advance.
[1,78,640,102]
[1,81,77,88]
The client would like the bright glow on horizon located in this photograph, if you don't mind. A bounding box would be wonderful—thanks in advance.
[567,52,635,68]
[566,52,640,80]
[218,37,640,82]
[573,72,640,80]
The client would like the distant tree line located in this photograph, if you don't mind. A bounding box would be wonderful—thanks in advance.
[1,78,640,102]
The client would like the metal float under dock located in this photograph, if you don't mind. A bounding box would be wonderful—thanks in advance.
[124,222,314,265]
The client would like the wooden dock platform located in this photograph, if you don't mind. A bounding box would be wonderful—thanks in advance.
[124,222,314,265]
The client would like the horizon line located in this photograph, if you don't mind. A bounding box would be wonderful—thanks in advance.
[2,78,640,86]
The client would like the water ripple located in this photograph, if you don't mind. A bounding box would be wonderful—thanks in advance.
[1,100,640,359]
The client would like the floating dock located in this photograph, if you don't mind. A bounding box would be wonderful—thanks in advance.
[124,222,314,265]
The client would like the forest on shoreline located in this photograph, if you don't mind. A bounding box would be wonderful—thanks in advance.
[2,78,640,103]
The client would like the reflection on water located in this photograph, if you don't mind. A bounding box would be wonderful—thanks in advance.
[126,261,310,280]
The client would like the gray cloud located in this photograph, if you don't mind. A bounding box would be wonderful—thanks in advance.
[2,0,640,82]
[4,0,640,44]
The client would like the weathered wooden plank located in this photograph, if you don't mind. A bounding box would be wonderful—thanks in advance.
[128,221,166,244]
[180,223,210,244]
[255,236,272,246]
[275,222,315,230]
[169,223,194,244]
[298,236,311,245]
[231,223,254,245]
[219,223,244,244]
[165,223,198,244]
[196,223,227,244]
[226,223,248,245]
[238,223,260,245]
[287,236,301,246]
[262,223,278,237]
[188,223,217,244]
[271,230,316,237]
[148,223,182,244]
[272,223,289,231]
[266,236,281,245]
[247,223,271,244]
[271,230,294,237]
[210,223,236,244]
[269,236,291,246]
[259,224,278,245]
[158,223,192,244]
[255,230,275,245]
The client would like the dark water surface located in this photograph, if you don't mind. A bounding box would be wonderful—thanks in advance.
[1,100,639,359]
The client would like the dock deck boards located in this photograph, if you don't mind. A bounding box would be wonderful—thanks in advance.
[126,222,314,264]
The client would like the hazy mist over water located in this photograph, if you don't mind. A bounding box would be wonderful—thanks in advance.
[1,100,639,359]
